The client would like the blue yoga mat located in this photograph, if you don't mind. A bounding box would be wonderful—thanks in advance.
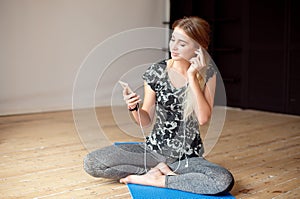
[127,184,235,199]
[114,142,142,145]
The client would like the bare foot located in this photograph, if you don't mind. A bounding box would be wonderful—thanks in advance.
[154,162,177,176]
[120,168,166,187]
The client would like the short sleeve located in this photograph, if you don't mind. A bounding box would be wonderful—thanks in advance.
[142,60,167,91]
[205,66,217,83]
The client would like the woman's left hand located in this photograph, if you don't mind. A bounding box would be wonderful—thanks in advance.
[187,47,206,78]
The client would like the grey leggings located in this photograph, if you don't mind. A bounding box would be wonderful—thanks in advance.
[83,143,234,195]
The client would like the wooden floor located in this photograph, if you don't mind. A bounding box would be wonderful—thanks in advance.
[0,107,299,199]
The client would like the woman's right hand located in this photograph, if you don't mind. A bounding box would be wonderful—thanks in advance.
[188,47,206,78]
[123,88,141,109]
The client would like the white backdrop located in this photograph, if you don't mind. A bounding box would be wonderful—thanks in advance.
[0,0,169,115]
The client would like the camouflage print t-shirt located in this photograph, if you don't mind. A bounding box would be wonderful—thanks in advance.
[142,59,216,160]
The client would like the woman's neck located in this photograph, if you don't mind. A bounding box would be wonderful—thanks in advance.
[169,59,190,77]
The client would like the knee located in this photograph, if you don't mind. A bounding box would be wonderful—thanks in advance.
[216,169,234,193]
[83,152,107,178]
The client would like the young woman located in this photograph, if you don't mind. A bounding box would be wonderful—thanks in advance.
[84,16,234,195]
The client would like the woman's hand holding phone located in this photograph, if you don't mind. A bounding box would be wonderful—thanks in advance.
[119,81,141,110]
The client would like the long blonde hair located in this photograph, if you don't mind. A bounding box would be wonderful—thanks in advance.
[172,16,211,120]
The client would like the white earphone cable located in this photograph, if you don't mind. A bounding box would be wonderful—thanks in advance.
[136,105,148,173]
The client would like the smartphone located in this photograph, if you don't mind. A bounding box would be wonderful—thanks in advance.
[118,80,134,94]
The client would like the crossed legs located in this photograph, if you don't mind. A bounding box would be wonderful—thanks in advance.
[84,144,234,194]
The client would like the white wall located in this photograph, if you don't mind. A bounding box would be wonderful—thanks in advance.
[0,0,169,115]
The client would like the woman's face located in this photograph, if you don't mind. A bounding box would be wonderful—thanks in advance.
[169,27,198,62]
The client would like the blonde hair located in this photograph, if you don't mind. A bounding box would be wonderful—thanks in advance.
[172,16,211,120]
